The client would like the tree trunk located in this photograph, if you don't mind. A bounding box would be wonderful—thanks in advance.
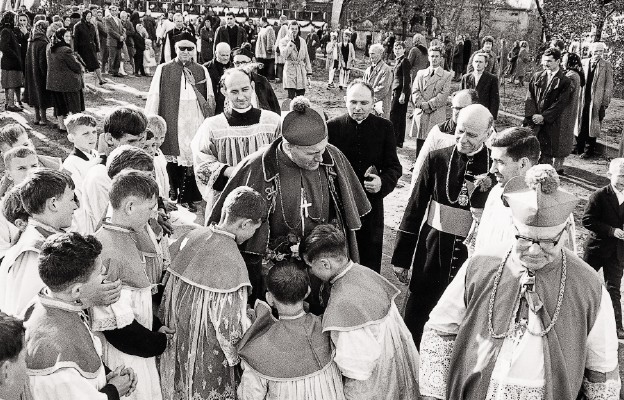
[533,0,550,39]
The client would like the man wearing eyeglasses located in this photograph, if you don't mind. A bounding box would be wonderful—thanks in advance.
[419,164,620,400]
[146,32,216,211]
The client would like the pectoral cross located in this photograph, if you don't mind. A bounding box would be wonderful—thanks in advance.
[301,188,312,218]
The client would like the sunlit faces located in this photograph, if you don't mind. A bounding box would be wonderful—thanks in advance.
[226,14,235,27]
[53,186,79,229]
[541,54,560,73]
[454,112,490,154]
[609,171,624,192]
[288,23,299,36]
[393,43,405,58]
[472,54,487,73]
[234,219,262,244]
[428,49,442,68]
[143,137,159,157]
[63,30,71,44]
[68,124,98,153]
[18,15,28,26]
[6,154,39,184]
[489,146,525,186]
[73,255,106,305]
[369,46,383,64]
[513,222,567,271]
[345,84,374,122]
[304,256,334,282]
[0,133,34,153]
[215,44,231,65]
[482,41,493,52]
[175,42,195,63]
[124,194,158,230]
[173,14,184,29]
[107,131,146,149]
[221,70,254,110]
[450,92,474,123]
[232,54,252,67]
[152,129,166,151]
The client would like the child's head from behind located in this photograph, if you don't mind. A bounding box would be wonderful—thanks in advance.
[109,170,159,230]
[146,114,166,151]
[220,186,265,244]
[106,145,154,179]
[18,168,76,229]
[609,158,624,191]
[2,187,29,232]
[65,113,98,153]
[3,146,39,184]
[38,232,103,301]
[301,224,349,282]
[266,260,310,310]
[0,124,33,154]
[0,312,27,399]
[103,107,147,150]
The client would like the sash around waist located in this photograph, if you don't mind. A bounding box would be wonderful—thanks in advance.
[426,200,473,237]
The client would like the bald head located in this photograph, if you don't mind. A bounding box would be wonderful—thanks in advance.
[215,42,231,65]
[454,104,493,154]
[451,89,478,122]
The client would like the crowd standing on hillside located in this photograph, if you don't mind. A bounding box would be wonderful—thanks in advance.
[0,4,621,400]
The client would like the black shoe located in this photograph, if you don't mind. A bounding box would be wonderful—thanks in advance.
[6,104,22,112]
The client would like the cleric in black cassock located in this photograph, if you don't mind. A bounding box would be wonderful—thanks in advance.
[391,104,495,348]
[328,80,402,273]
[208,97,371,313]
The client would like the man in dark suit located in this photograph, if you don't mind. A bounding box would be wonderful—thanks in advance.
[582,158,624,339]
[460,51,499,120]
[214,12,247,53]
[523,47,572,164]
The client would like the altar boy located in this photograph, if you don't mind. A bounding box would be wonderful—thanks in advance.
[302,224,420,400]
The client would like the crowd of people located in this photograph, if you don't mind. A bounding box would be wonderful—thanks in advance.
[0,4,621,400]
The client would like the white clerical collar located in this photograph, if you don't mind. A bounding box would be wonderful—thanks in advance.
[234,106,253,113]
[279,310,306,320]
[210,223,236,240]
[458,144,484,157]
[29,219,62,234]
[330,261,354,284]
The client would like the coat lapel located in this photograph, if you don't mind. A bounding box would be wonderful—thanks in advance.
[606,185,621,217]
[424,68,440,90]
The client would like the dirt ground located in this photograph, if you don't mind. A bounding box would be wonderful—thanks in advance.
[5,56,624,397]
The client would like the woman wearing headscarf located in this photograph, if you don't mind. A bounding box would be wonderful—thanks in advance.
[47,27,85,132]
[0,11,24,112]
[73,10,105,85]
[557,52,586,173]
[15,13,30,108]
[24,20,52,125]
[505,40,520,82]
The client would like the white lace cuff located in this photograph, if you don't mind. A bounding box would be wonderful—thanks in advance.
[419,329,455,399]
[485,379,545,399]
[582,376,621,400]
[90,291,134,331]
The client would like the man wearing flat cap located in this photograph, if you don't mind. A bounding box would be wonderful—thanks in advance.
[146,31,215,210]
[392,103,495,348]
[192,67,281,217]
[209,97,371,312]
[419,164,620,400]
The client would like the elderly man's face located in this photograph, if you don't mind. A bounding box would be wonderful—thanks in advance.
[176,42,195,63]
[120,12,127,21]
[221,70,254,110]
[174,15,183,29]
[226,15,235,26]
[369,47,382,64]
[215,45,231,64]
[513,223,567,271]
[288,138,328,171]
[592,47,605,62]
[345,84,374,122]
[455,110,490,154]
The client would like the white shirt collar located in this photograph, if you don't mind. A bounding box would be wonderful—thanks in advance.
[279,311,306,320]
[330,261,354,284]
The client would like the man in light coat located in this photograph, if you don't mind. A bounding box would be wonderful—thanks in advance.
[363,43,393,119]
[104,5,125,77]
[255,16,275,81]
[576,41,614,158]
[410,44,452,156]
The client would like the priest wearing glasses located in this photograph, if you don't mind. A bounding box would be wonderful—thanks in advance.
[418,164,620,400]
[391,103,495,348]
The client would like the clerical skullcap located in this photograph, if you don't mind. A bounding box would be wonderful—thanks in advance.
[609,158,624,175]
[173,31,196,46]
[282,97,327,146]
[503,164,578,227]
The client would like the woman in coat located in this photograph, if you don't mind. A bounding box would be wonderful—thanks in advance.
[73,10,105,84]
[408,33,428,81]
[506,40,520,82]
[0,12,24,112]
[279,21,311,99]
[199,17,213,63]
[338,30,355,89]
[15,13,30,107]
[557,52,585,173]
[24,20,52,125]
[47,28,85,132]
[513,41,530,86]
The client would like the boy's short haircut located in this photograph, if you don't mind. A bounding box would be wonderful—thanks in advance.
[106,145,154,179]
[0,123,27,148]
[109,170,159,210]
[490,127,541,164]
[221,186,265,223]
[2,186,29,225]
[38,232,103,292]
[266,260,310,304]
[146,114,167,137]
[301,223,348,262]
[18,168,74,215]
[64,113,97,135]
[0,311,25,364]
[3,146,37,168]
[103,107,148,140]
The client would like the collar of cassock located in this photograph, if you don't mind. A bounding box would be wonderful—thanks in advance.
[29,219,63,237]
[330,261,354,285]
[38,288,85,314]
